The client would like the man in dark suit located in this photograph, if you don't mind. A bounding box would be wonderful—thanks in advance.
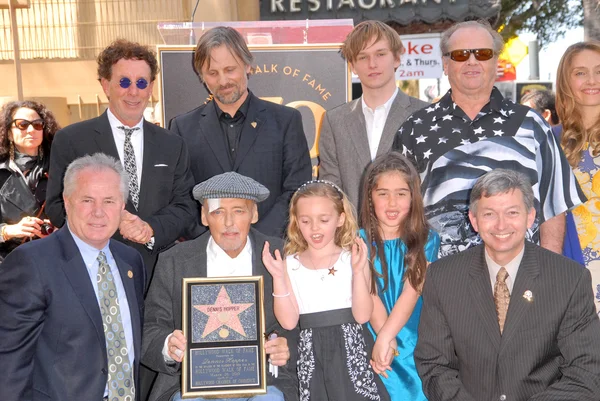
[415,169,600,401]
[0,153,146,401]
[46,39,197,288]
[319,20,427,207]
[142,172,298,401]
[170,26,312,238]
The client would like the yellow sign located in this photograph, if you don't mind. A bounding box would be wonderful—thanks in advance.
[501,37,529,66]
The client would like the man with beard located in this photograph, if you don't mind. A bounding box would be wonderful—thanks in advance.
[170,26,312,238]
[142,172,298,401]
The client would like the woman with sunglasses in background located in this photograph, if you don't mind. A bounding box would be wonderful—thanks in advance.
[555,41,600,316]
[0,100,60,261]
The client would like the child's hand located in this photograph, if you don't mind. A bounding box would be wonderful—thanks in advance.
[370,359,391,378]
[262,241,285,279]
[351,237,368,275]
[372,335,395,368]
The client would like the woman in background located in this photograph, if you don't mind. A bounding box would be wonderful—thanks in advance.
[555,41,600,315]
[0,100,60,260]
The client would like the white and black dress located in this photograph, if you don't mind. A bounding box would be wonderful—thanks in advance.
[286,251,389,401]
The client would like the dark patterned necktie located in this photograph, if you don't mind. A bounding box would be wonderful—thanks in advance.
[494,267,510,334]
[97,251,135,400]
[118,126,140,209]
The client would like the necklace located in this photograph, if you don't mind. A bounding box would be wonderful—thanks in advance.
[305,251,338,281]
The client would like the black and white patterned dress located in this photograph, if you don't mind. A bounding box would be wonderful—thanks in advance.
[286,251,389,401]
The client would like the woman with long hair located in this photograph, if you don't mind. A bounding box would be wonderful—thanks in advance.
[556,41,600,315]
[0,100,60,260]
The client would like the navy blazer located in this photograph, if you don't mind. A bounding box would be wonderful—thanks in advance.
[170,92,312,238]
[0,228,146,401]
[45,111,198,285]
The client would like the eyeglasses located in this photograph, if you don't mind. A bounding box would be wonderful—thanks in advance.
[119,77,149,90]
[443,48,495,62]
[11,119,45,131]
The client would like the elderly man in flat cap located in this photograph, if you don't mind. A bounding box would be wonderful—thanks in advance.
[142,172,298,401]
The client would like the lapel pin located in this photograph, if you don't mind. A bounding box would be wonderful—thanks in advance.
[128,270,133,279]
[523,290,533,302]
[251,121,257,128]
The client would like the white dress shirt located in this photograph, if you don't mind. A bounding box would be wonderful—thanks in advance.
[106,108,144,185]
[485,246,525,295]
[68,224,135,397]
[206,236,253,278]
[361,87,398,161]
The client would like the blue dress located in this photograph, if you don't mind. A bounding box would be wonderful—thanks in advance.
[361,229,440,401]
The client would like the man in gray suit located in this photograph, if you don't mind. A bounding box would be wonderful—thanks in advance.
[415,169,600,401]
[142,172,298,401]
[318,20,427,207]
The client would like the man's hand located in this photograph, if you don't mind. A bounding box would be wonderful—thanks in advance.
[265,335,290,367]
[119,210,153,244]
[167,330,186,363]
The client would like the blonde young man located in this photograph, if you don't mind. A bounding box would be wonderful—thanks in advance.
[318,20,427,208]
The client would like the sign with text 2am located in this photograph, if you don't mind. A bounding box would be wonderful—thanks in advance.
[396,33,443,80]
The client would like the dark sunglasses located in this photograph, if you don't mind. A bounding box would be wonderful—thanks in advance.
[11,119,45,131]
[443,48,495,62]
[119,77,149,90]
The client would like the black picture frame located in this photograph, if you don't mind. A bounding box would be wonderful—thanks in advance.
[181,276,266,399]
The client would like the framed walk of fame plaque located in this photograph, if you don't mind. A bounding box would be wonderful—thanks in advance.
[181,276,267,399]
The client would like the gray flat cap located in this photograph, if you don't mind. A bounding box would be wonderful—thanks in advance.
[193,172,270,203]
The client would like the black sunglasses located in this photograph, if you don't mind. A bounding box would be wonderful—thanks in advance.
[119,77,149,90]
[443,48,495,62]
[11,118,45,131]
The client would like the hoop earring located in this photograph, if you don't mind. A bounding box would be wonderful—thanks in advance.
[9,140,14,161]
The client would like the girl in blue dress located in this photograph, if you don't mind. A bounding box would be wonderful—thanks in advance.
[359,152,440,401]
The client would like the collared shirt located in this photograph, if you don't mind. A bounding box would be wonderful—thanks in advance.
[68,224,135,397]
[393,87,586,258]
[206,235,253,277]
[214,91,251,163]
[485,246,525,295]
[107,108,144,185]
[362,87,398,161]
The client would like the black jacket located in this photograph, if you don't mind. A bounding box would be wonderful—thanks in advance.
[0,158,48,260]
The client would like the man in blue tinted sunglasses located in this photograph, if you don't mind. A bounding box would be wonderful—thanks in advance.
[47,39,198,287]
[45,39,199,400]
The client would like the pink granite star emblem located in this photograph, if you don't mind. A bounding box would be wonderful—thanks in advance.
[193,286,253,338]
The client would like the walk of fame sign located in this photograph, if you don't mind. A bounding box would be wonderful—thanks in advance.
[181,276,267,399]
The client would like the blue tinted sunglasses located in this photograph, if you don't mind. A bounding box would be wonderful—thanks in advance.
[119,77,149,90]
